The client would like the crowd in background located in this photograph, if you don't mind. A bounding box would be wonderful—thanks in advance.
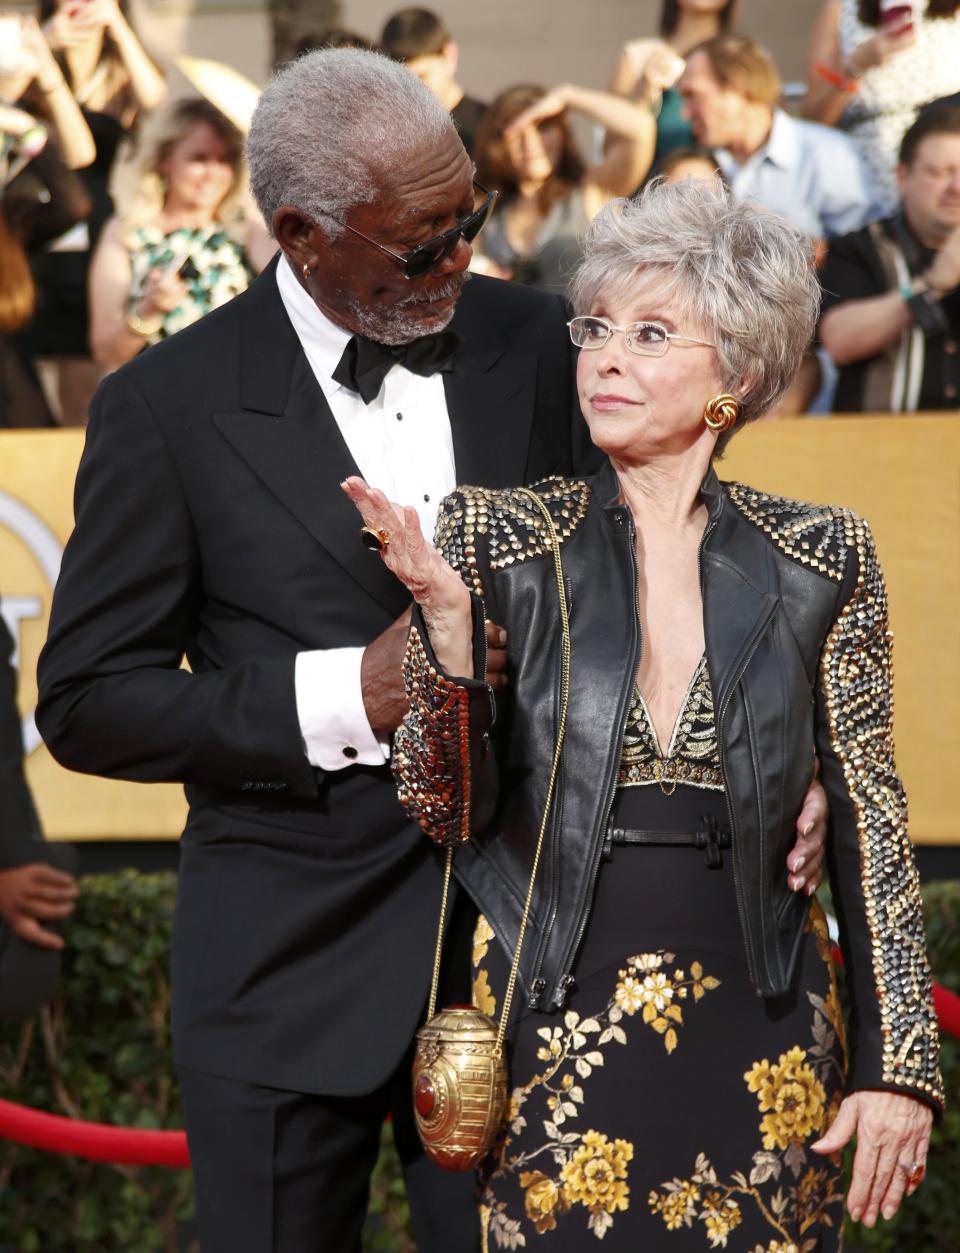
[1,0,959,435]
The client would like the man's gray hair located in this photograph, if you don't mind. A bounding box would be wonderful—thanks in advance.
[247,48,455,235]
[569,180,820,446]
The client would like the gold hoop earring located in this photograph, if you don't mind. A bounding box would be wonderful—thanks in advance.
[703,393,739,433]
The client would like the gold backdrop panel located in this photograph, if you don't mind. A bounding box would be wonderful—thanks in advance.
[723,414,959,846]
[1,430,187,841]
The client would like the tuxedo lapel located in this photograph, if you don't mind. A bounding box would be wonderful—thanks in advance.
[212,266,411,618]
[446,299,535,488]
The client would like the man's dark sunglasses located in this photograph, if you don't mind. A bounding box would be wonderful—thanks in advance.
[316,181,498,280]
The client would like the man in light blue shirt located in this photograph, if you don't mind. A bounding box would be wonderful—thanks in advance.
[680,35,879,241]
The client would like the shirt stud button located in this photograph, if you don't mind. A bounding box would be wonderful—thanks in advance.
[342,745,358,760]
[396,412,403,421]
[423,494,430,502]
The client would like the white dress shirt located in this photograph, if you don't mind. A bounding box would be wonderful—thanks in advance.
[714,109,879,240]
[275,256,457,770]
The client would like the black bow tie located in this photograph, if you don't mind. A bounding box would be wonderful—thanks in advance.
[332,329,460,405]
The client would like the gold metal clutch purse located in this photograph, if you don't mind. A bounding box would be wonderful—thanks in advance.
[413,489,572,1171]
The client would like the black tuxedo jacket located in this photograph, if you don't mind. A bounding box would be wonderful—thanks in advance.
[37,263,597,1095]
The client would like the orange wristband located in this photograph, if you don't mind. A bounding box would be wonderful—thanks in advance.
[814,63,859,93]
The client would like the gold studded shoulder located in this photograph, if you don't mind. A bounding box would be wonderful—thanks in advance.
[724,482,860,583]
[433,477,592,595]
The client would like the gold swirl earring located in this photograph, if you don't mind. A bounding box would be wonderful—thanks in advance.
[302,262,311,282]
[703,393,740,433]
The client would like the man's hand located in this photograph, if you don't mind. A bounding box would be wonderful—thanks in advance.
[0,863,79,951]
[925,223,960,297]
[360,606,413,737]
[787,771,828,895]
[361,612,509,737]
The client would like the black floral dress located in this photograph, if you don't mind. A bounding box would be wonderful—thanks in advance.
[473,661,847,1252]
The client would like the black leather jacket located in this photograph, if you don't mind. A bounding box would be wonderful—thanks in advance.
[395,462,943,1112]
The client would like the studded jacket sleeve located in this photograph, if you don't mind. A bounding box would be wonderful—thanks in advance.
[392,565,499,849]
[814,518,943,1114]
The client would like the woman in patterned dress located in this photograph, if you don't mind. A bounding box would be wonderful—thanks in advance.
[87,97,275,371]
[804,0,960,213]
[344,179,942,1251]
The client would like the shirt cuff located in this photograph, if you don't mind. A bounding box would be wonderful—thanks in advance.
[294,648,390,770]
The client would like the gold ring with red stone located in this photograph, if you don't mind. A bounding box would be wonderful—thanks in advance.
[360,526,390,553]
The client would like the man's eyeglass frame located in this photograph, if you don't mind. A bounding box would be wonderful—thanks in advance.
[314,181,498,280]
[568,316,717,357]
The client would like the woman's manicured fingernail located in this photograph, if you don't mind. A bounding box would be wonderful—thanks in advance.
[882,1205,896,1220]
[803,820,814,836]
[807,881,817,896]
[793,855,806,872]
[499,629,507,645]
[793,876,805,892]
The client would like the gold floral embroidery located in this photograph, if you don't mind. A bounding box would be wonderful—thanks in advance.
[477,947,720,1246]
[474,968,497,1017]
[518,1171,570,1233]
[613,952,720,1054]
[647,916,844,1250]
[702,1190,743,1247]
[558,1131,633,1238]
[473,914,495,966]
[744,1047,827,1152]
[649,1140,842,1253]
[649,1179,701,1230]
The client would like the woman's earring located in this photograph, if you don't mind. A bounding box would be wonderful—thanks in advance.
[302,263,310,282]
[703,393,740,433]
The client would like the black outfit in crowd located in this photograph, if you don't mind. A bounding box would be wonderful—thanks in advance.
[0,612,74,1020]
[36,261,597,1252]
[451,93,487,156]
[820,212,960,412]
[0,615,41,868]
[21,109,125,360]
[396,463,943,1249]
[1,147,91,427]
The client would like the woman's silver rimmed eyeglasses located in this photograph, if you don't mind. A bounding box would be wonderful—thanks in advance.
[567,316,716,357]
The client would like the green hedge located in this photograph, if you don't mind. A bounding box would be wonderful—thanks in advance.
[0,873,956,1251]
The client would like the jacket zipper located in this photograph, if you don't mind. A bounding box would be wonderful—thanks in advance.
[534,511,642,1005]
[697,510,763,988]
[706,536,779,994]
[716,633,772,992]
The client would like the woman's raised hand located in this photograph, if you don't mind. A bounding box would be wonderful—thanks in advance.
[341,477,475,677]
[847,21,916,75]
[812,1089,933,1226]
[503,87,568,137]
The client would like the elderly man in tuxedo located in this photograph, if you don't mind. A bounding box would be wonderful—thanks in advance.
[37,50,826,1253]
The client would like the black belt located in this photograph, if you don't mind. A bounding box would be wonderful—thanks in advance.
[604,815,731,868]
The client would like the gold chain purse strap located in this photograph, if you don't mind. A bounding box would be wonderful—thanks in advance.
[412,487,573,1170]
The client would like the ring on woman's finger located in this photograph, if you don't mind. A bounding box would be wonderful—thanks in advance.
[897,1160,924,1189]
[360,526,390,553]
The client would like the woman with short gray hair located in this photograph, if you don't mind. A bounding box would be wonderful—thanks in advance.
[345,178,941,1250]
